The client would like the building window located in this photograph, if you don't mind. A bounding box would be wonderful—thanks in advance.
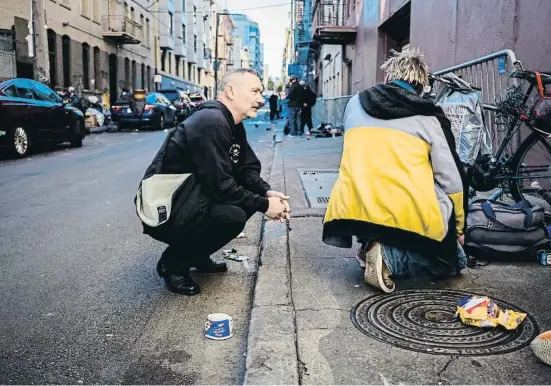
[62,35,71,87]
[124,58,130,88]
[168,52,172,74]
[182,0,185,12]
[140,15,144,41]
[182,24,186,43]
[161,49,166,72]
[141,63,145,88]
[47,29,57,87]
[146,19,150,47]
[130,7,136,36]
[132,60,137,89]
[193,6,197,24]
[93,46,101,91]
[92,0,100,22]
[146,65,151,91]
[82,43,90,89]
[81,0,90,17]
[194,35,197,53]
[175,56,180,77]
[169,12,174,35]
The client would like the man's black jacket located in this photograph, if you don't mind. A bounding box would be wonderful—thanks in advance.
[287,83,303,108]
[161,101,271,216]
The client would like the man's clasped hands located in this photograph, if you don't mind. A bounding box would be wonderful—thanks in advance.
[265,190,291,222]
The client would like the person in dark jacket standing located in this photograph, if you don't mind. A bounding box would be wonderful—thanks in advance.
[151,68,290,295]
[299,80,316,139]
[286,76,303,136]
[269,93,279,122]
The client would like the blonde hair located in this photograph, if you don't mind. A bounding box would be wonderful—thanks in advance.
[380,48,429,88]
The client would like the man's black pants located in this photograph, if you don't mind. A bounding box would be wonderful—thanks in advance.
[301,107,313,133]
[161,204,253,274]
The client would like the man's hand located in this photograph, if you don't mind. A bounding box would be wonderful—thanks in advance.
[458,234,465,246]
[266,197,287,221]
[266,190,290,200]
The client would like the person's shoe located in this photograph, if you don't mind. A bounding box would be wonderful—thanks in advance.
[364,242,395,293]
[164,273,201,296]
[306,133,311,140]
[192,257,228,273]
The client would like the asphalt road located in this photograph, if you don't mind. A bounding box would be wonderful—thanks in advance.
[0,119,276,385]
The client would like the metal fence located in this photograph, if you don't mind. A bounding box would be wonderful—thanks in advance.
[433,49,525,151]
[312,95,352,128]
[0,34,16,81]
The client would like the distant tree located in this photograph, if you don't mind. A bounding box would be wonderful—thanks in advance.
[267,77,275,91]
[276,83,283,93]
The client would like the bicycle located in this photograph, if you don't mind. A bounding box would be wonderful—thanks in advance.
[428,65,551,206]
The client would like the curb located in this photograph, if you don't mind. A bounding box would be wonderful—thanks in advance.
[244,140,299,385]
[89,125,110,134]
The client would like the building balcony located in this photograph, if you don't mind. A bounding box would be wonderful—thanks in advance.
[311,1,356,45]
[160,33,175,50]
[102,15,141,44]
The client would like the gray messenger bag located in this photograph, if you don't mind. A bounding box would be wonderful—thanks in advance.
[465,199,550,256]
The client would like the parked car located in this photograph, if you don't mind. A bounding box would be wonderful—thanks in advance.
[187,93,207,108]
[0,78,86,158]
[110,92,177,131]
[159,88,192,122]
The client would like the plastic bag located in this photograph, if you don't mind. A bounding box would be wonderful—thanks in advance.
[456,295,526,330]
[434,74,493,165]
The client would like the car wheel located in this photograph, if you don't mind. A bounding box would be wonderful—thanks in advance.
[10,125,31,158]
[70,120,84,148]
[157,114,165,130]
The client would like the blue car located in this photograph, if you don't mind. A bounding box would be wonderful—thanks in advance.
[111,92,177,131]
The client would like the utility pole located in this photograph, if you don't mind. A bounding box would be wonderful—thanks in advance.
[214,12,243,96]
[27,0,36,59]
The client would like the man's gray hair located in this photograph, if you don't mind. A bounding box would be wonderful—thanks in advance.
[380,47,429,88]
[217,68,261,94]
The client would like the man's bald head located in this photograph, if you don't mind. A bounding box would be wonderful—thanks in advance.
[216,68,265,124]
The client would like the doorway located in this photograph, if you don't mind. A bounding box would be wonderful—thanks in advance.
[109,53,118,106]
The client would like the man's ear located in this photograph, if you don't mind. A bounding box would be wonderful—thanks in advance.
[225,84,236,101]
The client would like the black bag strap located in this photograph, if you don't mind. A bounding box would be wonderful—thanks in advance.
[480,200,534,229]
[154,127,177,174]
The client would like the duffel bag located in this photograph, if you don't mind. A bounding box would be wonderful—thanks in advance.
[465,199,550,256]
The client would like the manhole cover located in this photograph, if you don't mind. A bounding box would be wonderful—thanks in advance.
[350,289,539,356]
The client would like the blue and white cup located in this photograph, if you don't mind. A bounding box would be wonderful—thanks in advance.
[205,313,233,340]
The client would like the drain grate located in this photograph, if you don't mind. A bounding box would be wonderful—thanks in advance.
[351,289,539,356]
[301,169,339,175]
[297,168,339,208]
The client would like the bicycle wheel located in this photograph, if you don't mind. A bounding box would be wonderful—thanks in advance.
[509,130,551,206]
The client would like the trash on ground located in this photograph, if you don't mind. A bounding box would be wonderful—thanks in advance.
[236,232,246,238]
[455,295,526,330]
[205,313,233,340]
[531,330,551,366]
[223,248,247,261]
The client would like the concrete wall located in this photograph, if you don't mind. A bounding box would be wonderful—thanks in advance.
[410,0,551,72]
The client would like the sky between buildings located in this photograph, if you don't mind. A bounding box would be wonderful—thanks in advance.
[224,0,291,79]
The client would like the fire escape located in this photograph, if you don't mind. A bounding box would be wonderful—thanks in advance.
[102,7,141,45]
[311,0,357,45]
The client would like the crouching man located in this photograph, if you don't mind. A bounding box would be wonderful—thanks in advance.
[142,69,289,295]
[322,49,469,293]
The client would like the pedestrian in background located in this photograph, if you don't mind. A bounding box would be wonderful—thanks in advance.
[269,93,279,122]
[322,48,469,293]
[299,80,317,139]
[286,76,303,137]
[141,69,290,296]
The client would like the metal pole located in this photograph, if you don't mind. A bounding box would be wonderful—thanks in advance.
[214,12,220,96]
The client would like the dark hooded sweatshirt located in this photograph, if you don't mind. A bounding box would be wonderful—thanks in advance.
[160,100,270,215]
[322,83,468,267]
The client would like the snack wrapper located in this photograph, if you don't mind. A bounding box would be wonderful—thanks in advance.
[455,295,527,330]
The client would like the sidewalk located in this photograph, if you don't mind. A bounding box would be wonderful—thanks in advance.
[245,126,551,385]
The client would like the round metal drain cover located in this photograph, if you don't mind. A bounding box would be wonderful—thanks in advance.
[351,289,539,356]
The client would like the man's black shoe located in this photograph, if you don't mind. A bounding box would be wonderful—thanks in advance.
[192,258,228,273]
[163,273,201,296]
